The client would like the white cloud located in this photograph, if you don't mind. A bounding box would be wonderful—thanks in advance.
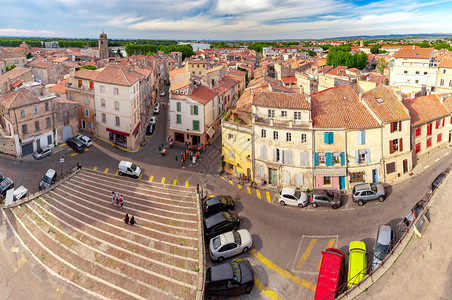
[0,28,56,36]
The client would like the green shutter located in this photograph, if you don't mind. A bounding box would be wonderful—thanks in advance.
[177,102,181,112]
[193,120,199,130]
[176,114,181,124]
[194,105,198,115]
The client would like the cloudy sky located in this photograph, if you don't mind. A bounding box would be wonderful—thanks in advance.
[0,0,451,40]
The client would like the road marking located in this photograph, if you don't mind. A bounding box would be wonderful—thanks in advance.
[317,238,336,271]
[295,239,317,270]
[228,180,234,185]
[445,152,449,156]
[104,168,109,173]
[247,187,251,194]
[266,191,271,202]
[115,170,119,175]
[424,165,430,169]
[255,277,286,300]
[149,176,154,182]
[60,143,67,147]
[256,189,261,199]
[12,255,27,273]
[185,181,189,187]
[138,174,143,180]
[251,249,316,292]
[435,158,440,162]
[237,184,242,189]
[93,167,97,171]
[70,152,78,156]
[173,179,177,185]
[161,177,165,184]
[221,176,225,180]
[66,148,72,151]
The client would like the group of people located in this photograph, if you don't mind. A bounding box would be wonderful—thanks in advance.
[124,213,135,225]
[111,191,124,208]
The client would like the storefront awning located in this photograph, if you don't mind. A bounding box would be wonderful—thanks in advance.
[314,168,346,177]
[107,128,130,137]
[132,122,141,135]
[206,127,215,138]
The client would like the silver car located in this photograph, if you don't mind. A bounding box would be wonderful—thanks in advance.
[372,224,394,270]
[77,135,92,147]
[33,146,52,160]
[209,229,253,263]
[352,183,385,206]
[278,187,308,207]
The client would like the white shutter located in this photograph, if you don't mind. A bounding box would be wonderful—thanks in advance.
[258,166,264,178]
[283,171,290,184]
[260,146,266,159]
[288,150,293,164]
[273,148,277,162]
[296,174,304,186]
[300,151,308,166]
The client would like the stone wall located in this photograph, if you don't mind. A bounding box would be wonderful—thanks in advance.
[0,136,16,156]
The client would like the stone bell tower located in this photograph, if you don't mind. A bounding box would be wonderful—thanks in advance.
[98,31,108,59]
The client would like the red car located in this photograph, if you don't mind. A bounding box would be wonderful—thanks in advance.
[314,248,345,300]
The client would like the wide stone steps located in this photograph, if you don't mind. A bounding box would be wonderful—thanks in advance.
[4,169,201,299]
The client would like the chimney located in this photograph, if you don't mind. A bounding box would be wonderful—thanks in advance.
[411,92,415,100]
[440,94,446,103]
[412,44,415,50]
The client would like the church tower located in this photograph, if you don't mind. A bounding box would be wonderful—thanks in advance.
[99,31,108,59]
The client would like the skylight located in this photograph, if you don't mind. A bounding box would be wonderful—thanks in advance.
[376,97,384,103]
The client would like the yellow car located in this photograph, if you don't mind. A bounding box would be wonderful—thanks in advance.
[347,241,367,287]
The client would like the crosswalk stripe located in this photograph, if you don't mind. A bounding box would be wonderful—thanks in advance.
[115,170,118,175]
[104,168,109,173]
[93,167,97,171]
[255,277,286,300]
[228,180,234,185]
[256,189,261,199]
[173,179,177,185]
[296,239,317,270]
[185,181,189,187]
[138,174,143,180]
[70,152,78,156]
[161,177,165,184]
[317,238,336,271]
[266,191,271,202]
[251,249,316,292]
[149,176,154,182]
[237,184,242,189]
[247,187,251,194]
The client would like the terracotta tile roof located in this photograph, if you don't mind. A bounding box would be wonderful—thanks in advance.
[440,95,452,113]
[394,48,433,59]
[0,67,31,86]
[10,79,24,89]
[170,79,190,92]
[188,85,217,104]
[253,92,310,110]
[281,76,297,84]
[326,66,347,76]
[311,85,380,129]
[362,85,410,122]
[94,65,142,86]
[317,65,334,74]
[75,69,99,80]
[170,67,188,81]
[215,75,238,94]
[439,58,452,69]
[50,79,68,95]
[0,88,40,109]
[402,94,450,126]
[270,83,296,93]
[27,57,53,69]
[0,51,26,59]
[134,66,152,77]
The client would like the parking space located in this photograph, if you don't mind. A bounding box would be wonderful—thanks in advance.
[292,235,338,275]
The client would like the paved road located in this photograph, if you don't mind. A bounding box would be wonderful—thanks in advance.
[1,114,452,299]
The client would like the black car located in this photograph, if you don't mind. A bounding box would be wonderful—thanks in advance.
[205,260,254,299]
[203,195,235,217]
[432,172,446,191]
[0,172,4,182]
[146,123,155,135]
[67,138,86,153]
[0,178,14,198]
[204,211,240,240]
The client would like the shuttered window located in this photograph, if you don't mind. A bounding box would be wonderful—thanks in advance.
[282,171,290,184]
[176,114,181,124]
[296,174,303,186]
[300,151,309,166]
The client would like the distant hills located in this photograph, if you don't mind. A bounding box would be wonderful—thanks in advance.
[327,33,452,40]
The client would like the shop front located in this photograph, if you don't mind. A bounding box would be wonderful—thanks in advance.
[314,168,347,190]
[107,128,129,148]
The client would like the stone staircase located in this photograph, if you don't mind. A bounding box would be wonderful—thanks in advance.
[3,169,202,300]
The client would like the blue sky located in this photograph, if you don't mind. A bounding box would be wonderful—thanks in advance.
[0,0,451,40]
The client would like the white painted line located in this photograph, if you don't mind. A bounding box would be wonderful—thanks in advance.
[435,158,440,162]
[424,165,430,169]
[445,152,450,156]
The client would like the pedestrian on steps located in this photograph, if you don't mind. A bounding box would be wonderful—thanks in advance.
[124,213,129,224]
[119,195,124,209]
[116,192,120,205]
[130,216,135,226]
[111,191,116,204]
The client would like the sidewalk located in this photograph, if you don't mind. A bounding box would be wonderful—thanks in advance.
[355,164,452,299]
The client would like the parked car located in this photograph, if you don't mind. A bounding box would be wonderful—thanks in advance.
[0,172,4,182]
[432,172,447,191]
[372,224,394,270]
[13,186,28,201]
[160,91,165,97]
[205,260,254,299]
[0,178,14,198]
[149,116,156,125]
[153,104,160,115]
[347,241,367,287]
[77,135,92,147]
[117,161,142,178]
[146,123,155,135]
[278,187,308,207]
[39,169,57,190]
[209,229,253,262]
[204,211,240,240]
[352,183,385,206]
[203,195,235,217]
[66,138,86,153]
[33,146,52,160]
[314,248,345,300]
[310,189,341,209]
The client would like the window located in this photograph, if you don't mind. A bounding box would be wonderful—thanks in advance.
[192,105,198,115]
[268,109,275,119]
[45,102,49,112]
[177,102,181,112]
[273,131,278,140]
[100,86,105,93]
[193,120,200,130]
[176,114,181,124]
[261,129,266,138]
[415,71,419,75]
[260,146,267,160]
[390,121,398,132]
[323,176,331,185]
[390,139,398,154]
[294,112,301,123]
[70,93,73,100]
[386,162,396,174]
[100,99,105,107]
[22,124,27,134]
[84,109,89,117]
[114,88,119,95]
[34,120,40,131]
[333,152,341,165]
[47,135,52,144]
[424,71,427,75]
[32,105,37,115]
[318,153,326,165]
[415,142,421,153]
[415,80,418,84]
[449,80,452,87]
[115,116,120,126]
[427,123,433,136]
[114,101,119,110]
[436,118,445,129]
[20,108,25,118]
[415,127,421,137]
[437,133,442,143]
[358,130,365,145]
[324,132,334,144]
[404,70,408,74]
[228,133,235,140]
[358,149,367,163]
[427,137,432,147]
[440,79,444,86]
[301,134,307,143]
[443,69,447,74]
[46,117,51,128]
[281,111,287,117]
[273,148,280,162]
[286,132,291,142]
[102,113,106,123]
[85,96,89,105]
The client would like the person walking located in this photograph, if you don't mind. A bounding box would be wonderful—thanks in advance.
[111,191,116,205]
[124,213,129,224]
[116,192,120,205]
[130,216,135,226]
[119,195,124,209]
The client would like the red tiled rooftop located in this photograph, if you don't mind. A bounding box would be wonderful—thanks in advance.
[188,85,217,104]
[402,94,450,126]
[362,85,410,123]
[253,91,310,110]
[394,48,433,59]
[281,76,297,84]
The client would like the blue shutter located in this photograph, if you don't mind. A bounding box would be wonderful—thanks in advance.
[355,150,359,164]
[358,131,362,145]
[326,152,333,166]
[361,131,365,145]
[340,152,345,166]
[324,132,329,144]
[366,149,370,163]
[314,152,319,166]
[329,132,334,144]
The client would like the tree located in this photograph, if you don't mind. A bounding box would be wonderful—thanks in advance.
[370,45,379,54]
[80,64,97,70]
[326,45,367,69]
[116,48,124,58]
[5,64,16,72]
[26,53,33,59]
[377,58,388,74]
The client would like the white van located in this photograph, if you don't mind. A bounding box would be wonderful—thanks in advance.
[118,161,142,178]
